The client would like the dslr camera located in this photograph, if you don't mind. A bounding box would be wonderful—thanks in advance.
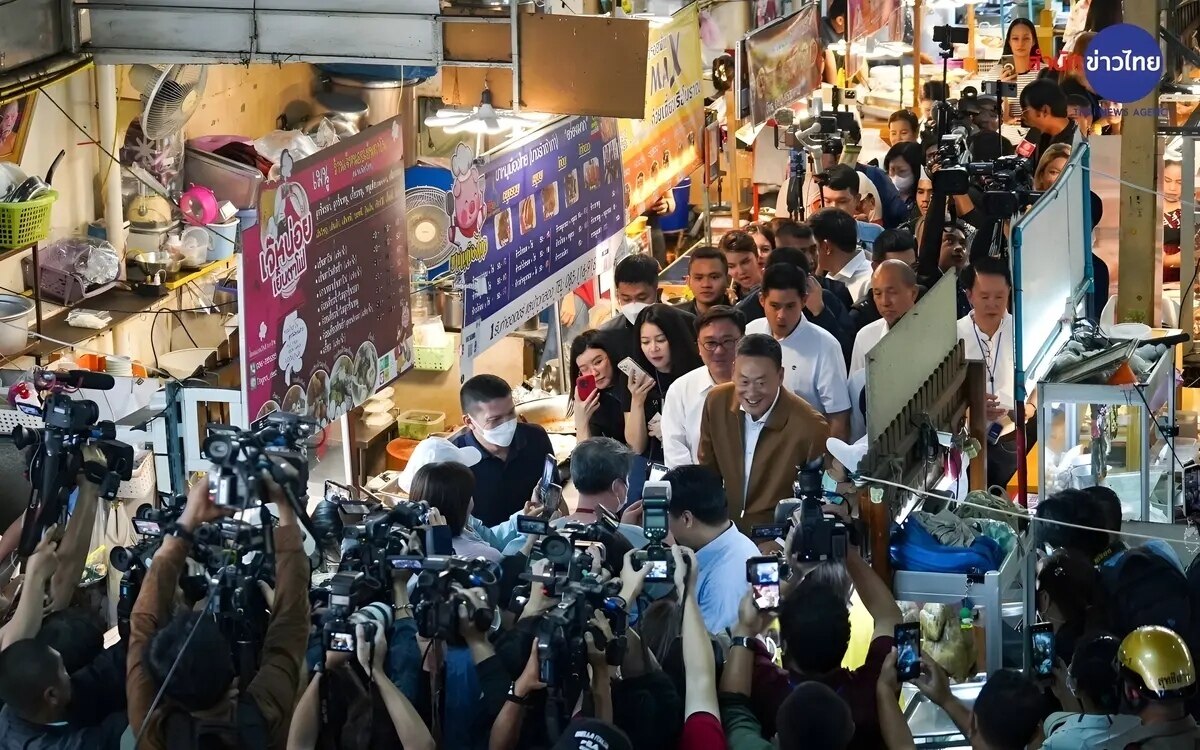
[322,570,394,653]
[631,481,675,582]
[410,556,499,644]
[202,412,316,511]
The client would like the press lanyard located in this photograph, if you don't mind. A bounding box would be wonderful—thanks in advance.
[971,315,1001,394]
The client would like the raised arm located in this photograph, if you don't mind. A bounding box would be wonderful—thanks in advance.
[0,530,59,649]
[490,640,546,750]
[846,545,902,638]
[876,650,918,750]
[674,545,719,719]
[49,465,102,611]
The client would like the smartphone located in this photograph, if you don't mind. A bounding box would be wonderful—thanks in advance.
[747,556,781,610]
[387,556,425,571]
[647,462,668,482]
[576,373,597,401]
[517,515,551,536]
[895,622,922,681]
[539,454,558,497]
[425,525,454,556]
[617,356,651,382]
[339,502,372,515]
[542,483,564,514]
[1031,622,1055,677]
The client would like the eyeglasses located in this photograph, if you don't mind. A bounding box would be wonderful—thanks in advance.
[700,337,740,352]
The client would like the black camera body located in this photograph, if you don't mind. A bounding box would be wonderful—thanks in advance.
[411,556,499,644]
[794,495,849,563]
[202,413,316,511]
[631,481,674,583]
[536,574,626,688]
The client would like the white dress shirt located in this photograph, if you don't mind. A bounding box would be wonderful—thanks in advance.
[661,365,717,468]
[747,316,851,416]
[741,388,781,501]
[957,312,1016,410]
[831,251,872,304]
[850,317,890,375]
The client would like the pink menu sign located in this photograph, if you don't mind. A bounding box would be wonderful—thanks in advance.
[240,117,412,426]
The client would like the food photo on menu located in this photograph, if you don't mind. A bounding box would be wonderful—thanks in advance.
[565,169,580,205]
[519,195,537,233]
[583,157,601,189]
[495,208,513,248]
[541,182,559,219]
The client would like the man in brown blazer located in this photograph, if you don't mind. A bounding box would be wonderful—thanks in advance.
[698,333,830,532]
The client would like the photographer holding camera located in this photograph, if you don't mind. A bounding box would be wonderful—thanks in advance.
[126,472,309,750]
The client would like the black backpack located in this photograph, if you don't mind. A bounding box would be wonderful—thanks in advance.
[161,695,269,750]
[1101,547,1193,641]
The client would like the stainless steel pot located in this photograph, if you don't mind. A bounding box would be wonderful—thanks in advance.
[327,76,406,126]
[0,294,33,356]
[435,283,464,331]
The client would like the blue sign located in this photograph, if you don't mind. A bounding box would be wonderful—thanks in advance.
[1085,24,1164,105]
[463,117,626,352]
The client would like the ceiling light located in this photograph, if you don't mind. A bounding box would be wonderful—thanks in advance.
[423,87,550,136]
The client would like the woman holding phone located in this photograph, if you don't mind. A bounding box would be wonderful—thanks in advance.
[570,329,627,442]
[995,18,1042,122]
[624,304,703,463]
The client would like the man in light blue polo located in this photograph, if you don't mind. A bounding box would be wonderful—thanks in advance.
[663,464,761,633]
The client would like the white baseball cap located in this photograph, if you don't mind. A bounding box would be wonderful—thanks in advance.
[398,436,482,493]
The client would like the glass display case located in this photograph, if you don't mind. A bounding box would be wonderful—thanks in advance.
[1035,341,1179,523]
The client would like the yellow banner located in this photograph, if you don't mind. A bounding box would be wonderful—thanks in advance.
[619,4,704,223]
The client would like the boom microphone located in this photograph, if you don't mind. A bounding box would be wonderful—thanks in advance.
[61,370,116,391]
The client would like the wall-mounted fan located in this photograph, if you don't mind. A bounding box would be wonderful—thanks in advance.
[128,64,208,140]
[406,185,456,268]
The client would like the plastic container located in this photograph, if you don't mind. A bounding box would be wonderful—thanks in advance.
[0,190,57,249]
[386,437,419,470]
[396,409,446,439]
[206,217,239,261]
[414,341,455,371]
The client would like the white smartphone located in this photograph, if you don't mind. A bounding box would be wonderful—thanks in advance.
[648,413,662,428]
[617,356,651,382]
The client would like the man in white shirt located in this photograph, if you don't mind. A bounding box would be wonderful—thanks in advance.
[809,203,871,304]
[746,263,850,441]
[661,306,746,467]
[958,258,1018,486]
[850,260,920,374]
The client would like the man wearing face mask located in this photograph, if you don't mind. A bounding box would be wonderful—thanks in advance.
[602,253,695,363]
[451,374,554,526]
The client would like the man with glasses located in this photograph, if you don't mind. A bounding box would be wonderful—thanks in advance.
[661,306,746,467]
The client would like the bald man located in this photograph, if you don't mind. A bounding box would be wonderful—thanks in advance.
[849,260,919,374]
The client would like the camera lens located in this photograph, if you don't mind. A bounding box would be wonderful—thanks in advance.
[110,546,133,573]
[203,435,234,461]
[540,535,573,565]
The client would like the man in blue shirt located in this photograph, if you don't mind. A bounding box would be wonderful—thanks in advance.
[451,374,554,526]
[663,464,761,633]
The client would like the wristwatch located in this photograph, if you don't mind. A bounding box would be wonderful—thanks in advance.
[506,683,534,706]
[731,636,757,651]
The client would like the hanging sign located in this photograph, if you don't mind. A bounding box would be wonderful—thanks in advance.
[848,0,899,44]
[241,117,412,425]
[462,116,625,355]
[618,5,704,222]
[744,6,823,128]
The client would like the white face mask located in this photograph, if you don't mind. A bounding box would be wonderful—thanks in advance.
[620,301,649,324]
[891,174,914,193]
[475,417,517,447]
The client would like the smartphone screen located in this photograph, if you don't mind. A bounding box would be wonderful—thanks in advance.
[540,454,557,495]
[327,631,356,652]
[895,622,921,681]
[517,515,551,536]
[1031,623,1055,677]
[340,502,372,515]
[648,463,668,482]
[746,557,781,610]
[541,483,564,513]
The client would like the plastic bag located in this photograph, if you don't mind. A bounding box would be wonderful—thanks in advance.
[253,130,322,176]
[43,236,120,285]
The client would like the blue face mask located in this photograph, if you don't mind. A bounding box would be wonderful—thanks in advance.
[822,471,839,496]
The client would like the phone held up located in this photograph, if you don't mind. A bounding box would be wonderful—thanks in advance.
[746,556,781,610]
[894,622,921,681]
[576,373,597,401]
[1030,622,1055,678]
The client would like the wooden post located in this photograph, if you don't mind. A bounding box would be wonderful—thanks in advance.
[725,88,742,228]
[965,4,977,75]
[911,0,923,111]
[967,360,989,490]
[862,484,893,583]
[1115,0,1160,325]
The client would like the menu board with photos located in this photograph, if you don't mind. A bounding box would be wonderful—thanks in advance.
[240,117,412,425]
[744,6,823,127]
[462,116,625,354]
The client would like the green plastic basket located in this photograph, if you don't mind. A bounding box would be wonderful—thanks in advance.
[0,191,57,250]
[414,341,455,371]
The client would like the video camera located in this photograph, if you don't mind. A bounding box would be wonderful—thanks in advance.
[409,555,499,644]
[11,370,136,557]
[321,570,395,654]
[749,466,851,561]
[202,411,316,511]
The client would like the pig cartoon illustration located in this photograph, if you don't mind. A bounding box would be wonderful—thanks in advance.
[449,143,485,249]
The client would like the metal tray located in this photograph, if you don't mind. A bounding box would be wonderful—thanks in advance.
[183,146,264,210]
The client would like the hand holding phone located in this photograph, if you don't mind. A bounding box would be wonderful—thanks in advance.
[1031,622,1055,677]
[746,556,781,610]
[576,374,598,402]
[894,622,921,681]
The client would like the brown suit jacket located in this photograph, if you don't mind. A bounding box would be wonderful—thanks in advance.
[698,383,830,531]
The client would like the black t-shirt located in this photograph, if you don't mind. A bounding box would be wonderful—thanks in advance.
[1036,120,1080,165]
[623,369,680,463]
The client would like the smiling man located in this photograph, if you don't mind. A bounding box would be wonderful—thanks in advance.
[698,333,829,531]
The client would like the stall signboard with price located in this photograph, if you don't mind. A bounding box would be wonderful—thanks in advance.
[618,4,704,222]
[743,7,823,127]
[240,117,412,427]
[462,116,625,355]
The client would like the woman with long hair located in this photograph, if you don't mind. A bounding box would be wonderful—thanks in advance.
[569,328,627,442]
[408,462,503,563]
[996,18,1043,122]
[1034,143,1072,192]
[625,304,703,461]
